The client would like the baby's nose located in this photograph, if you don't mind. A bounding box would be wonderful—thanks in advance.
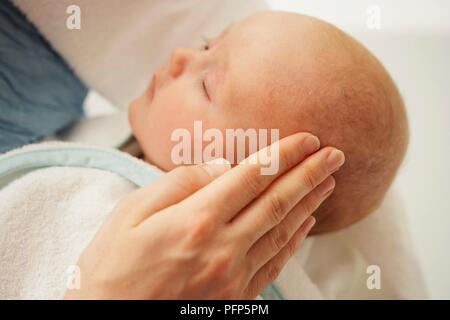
[169,48,195,78]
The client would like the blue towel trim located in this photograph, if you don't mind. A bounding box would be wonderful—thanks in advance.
[261,284,284,300]
[0,145,160,187]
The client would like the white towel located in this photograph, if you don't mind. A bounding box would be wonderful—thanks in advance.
[276,189,428,299]
[0,166,135,299]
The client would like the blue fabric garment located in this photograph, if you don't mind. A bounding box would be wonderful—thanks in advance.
[0,0,87,153]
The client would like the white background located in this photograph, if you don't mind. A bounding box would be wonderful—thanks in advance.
[267,0,450,298]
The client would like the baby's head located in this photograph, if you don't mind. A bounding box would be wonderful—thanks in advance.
[129,11,409,234]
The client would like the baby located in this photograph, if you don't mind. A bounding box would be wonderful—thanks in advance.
[128,11,409,234]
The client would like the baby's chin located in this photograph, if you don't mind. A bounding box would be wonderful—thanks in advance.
[128,102,147,141]
[136,141,177,172]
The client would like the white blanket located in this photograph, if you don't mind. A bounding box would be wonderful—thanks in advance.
[0,143,427,299]
[276,189,428,299]
[0,143,161,299]
[0,166,134,299]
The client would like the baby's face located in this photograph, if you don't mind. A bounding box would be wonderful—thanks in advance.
[129,12,322,170]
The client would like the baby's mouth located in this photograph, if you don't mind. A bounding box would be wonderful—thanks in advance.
[147,74,156,102]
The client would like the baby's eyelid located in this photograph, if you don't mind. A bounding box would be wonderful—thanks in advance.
[202,78,211,100]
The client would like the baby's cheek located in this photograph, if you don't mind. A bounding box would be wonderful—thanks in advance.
[129,95,150,141]
[143,99,194,169]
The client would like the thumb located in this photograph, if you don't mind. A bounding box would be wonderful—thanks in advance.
[125,158,231,225]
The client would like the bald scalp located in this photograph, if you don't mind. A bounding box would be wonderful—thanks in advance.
[236,12,409,233]
[288,29,409,233]
[305,66,408,233]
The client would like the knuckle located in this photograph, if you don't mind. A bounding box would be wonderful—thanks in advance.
[304,202,316,216]
[173,166,205,191]
[187,216,214,246]
[271,226,290,251]
[243,283,258,300]
[267,263,282,283]
[266,192,288,224]
[302,169,317,190]
[304,185,326,213]
[287,239,298,257]
[278,147,295,170]
[241,167,265,198]
[210,249,234,278]
[302,196,318,214]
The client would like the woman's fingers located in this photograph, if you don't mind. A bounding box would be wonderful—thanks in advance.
[181,132,321,223]
[242,216,316,299]
[233,147,344,247]
[121,160,231,226]
[245,175,335,274]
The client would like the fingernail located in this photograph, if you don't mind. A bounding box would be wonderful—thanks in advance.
[302,135,320,153]
[202,158,231,178]
[326,149,345,173]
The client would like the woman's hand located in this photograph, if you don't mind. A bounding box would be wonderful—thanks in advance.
[65,132,344,299]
